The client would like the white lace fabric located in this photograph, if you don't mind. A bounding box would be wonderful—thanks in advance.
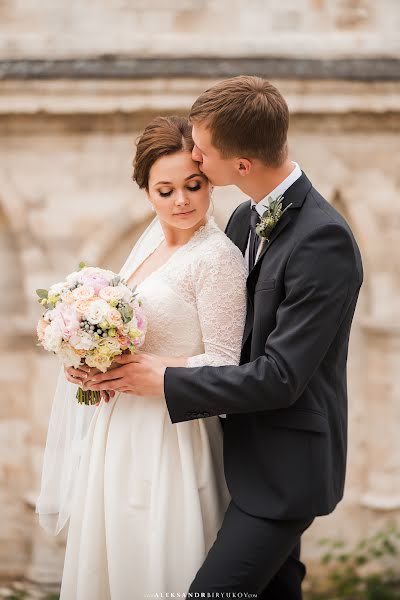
[122,217,247,368]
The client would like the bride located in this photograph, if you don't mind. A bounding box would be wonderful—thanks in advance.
[36,115,247,598]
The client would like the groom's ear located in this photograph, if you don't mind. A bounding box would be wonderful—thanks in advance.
[235,158,252,177]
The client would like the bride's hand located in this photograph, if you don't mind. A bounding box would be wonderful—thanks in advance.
[64,364,97,387]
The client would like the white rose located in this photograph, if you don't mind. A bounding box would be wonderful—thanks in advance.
[59,343,82,368]
[86,353,112,373]
[121,285,134,303]
[49,281,67,296]
[83,267,115,279]
[44,307,59,322]
[99,286,125,302]
[72,285,95,301]
[43,321,63,353]
[97,337,121,353]
[66,270,82,285]
[69,331,95,351]
[85,299,110,325]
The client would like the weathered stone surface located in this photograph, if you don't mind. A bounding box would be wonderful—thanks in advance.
[0,0,399,58]
[1,0,399,586]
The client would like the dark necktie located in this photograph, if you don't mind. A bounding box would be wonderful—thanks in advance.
[248,205,260,270]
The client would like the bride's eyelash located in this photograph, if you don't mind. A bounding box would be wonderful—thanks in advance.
[158,183,201,198]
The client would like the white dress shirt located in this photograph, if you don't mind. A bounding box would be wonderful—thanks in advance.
[244,162,302,269]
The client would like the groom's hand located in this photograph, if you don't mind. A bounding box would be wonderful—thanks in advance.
[84,353,168,397]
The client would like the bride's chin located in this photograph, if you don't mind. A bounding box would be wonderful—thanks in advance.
[173,213,204,229]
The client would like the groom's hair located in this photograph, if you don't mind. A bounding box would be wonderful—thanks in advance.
[133,116,194,189]
[190,76,289,167]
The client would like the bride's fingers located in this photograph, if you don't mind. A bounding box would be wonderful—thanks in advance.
[87,366,127,385]
[65,372,84,386]
[66,366,89,381]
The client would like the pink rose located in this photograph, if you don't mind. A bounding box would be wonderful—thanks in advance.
[134,305,147,332]
[107,308,123,328]
[116,332,131,348]
[58,305,80,340]
[62,290,76,305]
[72,285,95,301]
[75,298,94,315]
[99,286,124,302]
[81,275,109,295]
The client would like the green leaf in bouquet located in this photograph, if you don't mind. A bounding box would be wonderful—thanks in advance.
[110,276,121,286]
[36,289,49,299]
[78,261,87,270]
[120,305,133,324]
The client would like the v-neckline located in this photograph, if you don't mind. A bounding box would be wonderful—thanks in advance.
[126,218,212,291]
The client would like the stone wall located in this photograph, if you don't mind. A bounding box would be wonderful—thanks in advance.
[0,0,399,58]
[0,0,399,586]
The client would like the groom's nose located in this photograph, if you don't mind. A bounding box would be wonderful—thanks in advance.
[192,145,202,164]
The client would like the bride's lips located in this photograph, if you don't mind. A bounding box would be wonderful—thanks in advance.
[174,210,196,217]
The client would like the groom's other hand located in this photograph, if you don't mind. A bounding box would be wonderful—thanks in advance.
[84,353,181,397]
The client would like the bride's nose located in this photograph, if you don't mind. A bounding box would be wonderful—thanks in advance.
[175,190,189,206]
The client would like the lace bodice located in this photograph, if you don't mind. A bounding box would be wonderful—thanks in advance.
[120,217,247,368]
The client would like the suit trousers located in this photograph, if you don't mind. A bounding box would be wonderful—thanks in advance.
[188,500,313,599]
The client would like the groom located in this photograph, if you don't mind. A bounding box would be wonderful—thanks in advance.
[89,76,363,597]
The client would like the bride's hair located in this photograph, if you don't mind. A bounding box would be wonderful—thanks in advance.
[133,116,194,190]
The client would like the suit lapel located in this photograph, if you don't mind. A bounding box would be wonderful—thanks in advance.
[247,210,293,286]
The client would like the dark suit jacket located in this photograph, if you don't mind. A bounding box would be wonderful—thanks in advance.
[164,172,363,520]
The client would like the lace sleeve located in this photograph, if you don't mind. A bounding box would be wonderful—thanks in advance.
[186,237,247,368]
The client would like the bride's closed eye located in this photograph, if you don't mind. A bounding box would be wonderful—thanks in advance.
[158,182,202,198]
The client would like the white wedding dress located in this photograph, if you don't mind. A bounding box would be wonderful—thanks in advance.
[58,217,247,599]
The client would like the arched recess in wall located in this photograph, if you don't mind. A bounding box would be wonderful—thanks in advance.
[101,215,154,274]
[330,188,370,316]
[0,201,25,348]
[79,213,154,274]
[329,188,371,504]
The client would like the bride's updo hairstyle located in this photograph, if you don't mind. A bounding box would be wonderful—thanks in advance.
[133,116,195,190]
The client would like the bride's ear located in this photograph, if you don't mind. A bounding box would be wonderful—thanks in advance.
[145,190,156,213]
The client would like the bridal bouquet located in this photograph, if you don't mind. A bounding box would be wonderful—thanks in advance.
[36,263,147,405]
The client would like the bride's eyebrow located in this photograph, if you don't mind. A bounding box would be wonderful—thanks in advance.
[155,174,204,185]
[185,173,205,181]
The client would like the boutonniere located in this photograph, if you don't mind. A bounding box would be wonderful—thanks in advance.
[255,194,292,243]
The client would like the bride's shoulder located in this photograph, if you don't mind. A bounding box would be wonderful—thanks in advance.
[191,217,246,272]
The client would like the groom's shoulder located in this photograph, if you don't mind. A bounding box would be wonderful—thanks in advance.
[225,200,251,233]
[300,183,356,241]
[294,182,362,274]
[233,199,251,217]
